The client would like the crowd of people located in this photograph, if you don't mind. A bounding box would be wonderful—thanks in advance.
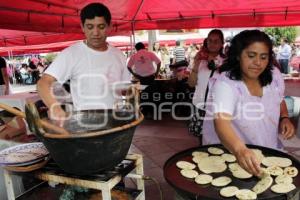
[2,56,48,87]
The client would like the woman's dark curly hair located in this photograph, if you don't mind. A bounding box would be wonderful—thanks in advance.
[220,30,274,86]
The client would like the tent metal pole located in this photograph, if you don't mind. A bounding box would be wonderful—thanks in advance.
[131,22,136,55]
[129,0,145,55]
[132,0,145,21]
[10,50,16,85]
[131,21,136,44]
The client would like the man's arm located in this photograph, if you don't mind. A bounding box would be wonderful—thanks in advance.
[127,66,142,79]
[187,58,200,87]
[37,74,66,126]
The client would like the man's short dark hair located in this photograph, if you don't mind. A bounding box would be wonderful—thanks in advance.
[80,3,111,25]
[135,42,145,51]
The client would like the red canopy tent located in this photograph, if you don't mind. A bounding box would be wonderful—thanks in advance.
[0,39,134,56]
[1,0,300,34]
[1,0,300,55]
[0,29,84,47]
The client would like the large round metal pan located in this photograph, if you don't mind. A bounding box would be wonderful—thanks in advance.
[164,144,300,200]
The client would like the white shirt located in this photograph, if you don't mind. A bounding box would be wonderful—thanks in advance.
[192,55,224,109]
[45,42,130,110]
[203,67,284,149]
[212,68,284,115]
[127,49,161,77]
[277,43,292,60]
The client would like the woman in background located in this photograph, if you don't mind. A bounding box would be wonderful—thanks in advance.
[187,29,225,144]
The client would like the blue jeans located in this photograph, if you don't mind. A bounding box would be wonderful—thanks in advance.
[279,59,289,74]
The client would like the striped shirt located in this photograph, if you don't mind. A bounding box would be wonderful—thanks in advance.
[173,47,186,63]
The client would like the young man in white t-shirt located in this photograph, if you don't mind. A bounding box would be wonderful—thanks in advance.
[37,3,130,125]
[127,42,161,85]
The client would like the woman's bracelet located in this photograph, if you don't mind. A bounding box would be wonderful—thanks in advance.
[279,116,289,122]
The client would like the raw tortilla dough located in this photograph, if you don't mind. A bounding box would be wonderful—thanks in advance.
[176,161,196,170]
[211,176,232,187]
[220,186,239,197]
[194,174,213,185]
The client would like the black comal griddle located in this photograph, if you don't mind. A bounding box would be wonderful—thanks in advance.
[163,144,300,200]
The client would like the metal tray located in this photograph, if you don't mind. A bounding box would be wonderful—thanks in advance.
[163,144,300,200]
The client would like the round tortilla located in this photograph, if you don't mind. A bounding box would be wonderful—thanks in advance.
[229,163,252,179]
[266,165,283,176]
[221,153,236,162]
[207,147,224,155]
[252,176,273,194]
[220,186,239,197]
[228,163,240,171]
[232,170,253,179]
[235,189,257,200]
[211,176,232,187]
[192,156,202,164]
[275,174,293,184]
[194,174,213,185]
[198,156,227,174]
[180,169,198,179]
[192,151,209,158]
[271,183,296,194]
[283,166,298,177]
[262,157,292,168]
[176,161,196,170]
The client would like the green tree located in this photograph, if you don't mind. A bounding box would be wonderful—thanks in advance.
[43,53,57,64]
[264,27,297,45]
